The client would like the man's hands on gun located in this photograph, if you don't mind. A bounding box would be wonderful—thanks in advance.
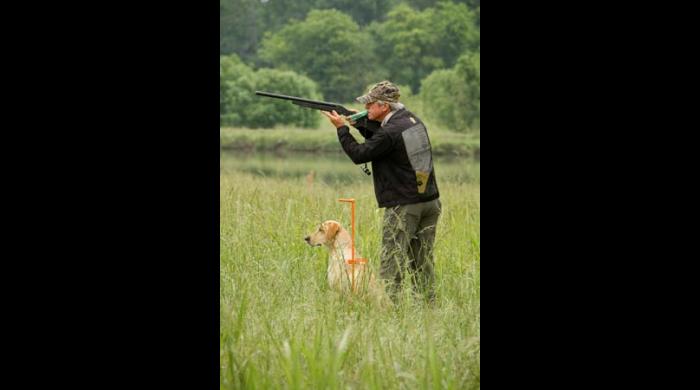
[321,109,359,129]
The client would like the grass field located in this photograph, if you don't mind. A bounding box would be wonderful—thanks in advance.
[220,159,480,389]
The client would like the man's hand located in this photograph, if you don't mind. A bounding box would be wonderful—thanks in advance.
[321,110,347,128]
[346,108,358,125]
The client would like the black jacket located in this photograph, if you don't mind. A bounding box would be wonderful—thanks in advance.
[337,108,440,208]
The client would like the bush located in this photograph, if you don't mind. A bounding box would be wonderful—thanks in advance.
[220,54,322,128]
[220,54,255,126]
[420,51,479,132]
[246,68,322,128]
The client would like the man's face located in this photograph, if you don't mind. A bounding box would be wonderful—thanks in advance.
[365,101,390,121]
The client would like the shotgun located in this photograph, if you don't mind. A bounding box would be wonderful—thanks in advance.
[255,91,368,121]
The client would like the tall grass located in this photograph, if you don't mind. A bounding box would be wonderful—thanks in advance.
[220,167,480,389]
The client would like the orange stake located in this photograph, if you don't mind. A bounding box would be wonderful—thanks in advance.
[338,198,367,293]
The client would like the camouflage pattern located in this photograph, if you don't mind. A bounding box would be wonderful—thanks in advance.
[355,80,401,104]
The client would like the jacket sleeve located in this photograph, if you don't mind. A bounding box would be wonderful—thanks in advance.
[337,125,393,164]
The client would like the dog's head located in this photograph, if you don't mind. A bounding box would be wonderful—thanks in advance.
[304,220,341,247]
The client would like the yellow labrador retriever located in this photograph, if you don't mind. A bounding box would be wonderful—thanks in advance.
[304,220,386,300]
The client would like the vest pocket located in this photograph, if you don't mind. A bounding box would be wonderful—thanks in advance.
[416,171,429,194]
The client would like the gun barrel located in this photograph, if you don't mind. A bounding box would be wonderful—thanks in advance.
[255,91,354,116]
[255,91,336,106]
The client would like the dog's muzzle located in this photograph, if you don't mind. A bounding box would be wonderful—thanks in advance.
[304,236,320,246]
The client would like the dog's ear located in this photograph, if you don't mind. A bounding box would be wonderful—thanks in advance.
[324,221,340,241]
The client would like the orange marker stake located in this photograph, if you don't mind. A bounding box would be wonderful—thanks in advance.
[338,198,368,293]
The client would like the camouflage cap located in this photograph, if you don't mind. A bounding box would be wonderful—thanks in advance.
[355,81,400,104]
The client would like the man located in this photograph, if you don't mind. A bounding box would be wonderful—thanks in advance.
[321,81,441,303]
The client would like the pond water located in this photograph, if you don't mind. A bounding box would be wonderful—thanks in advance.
[221,151,479,186]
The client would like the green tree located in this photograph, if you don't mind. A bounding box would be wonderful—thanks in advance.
[453,51,480,130]
[259,9,380,102]
[220,54,256,126]
[369,2,478,93]
[247,68,322,128]
[405,0,480,11]
[220,0,399,62]
[421,51,479,132]
[315,0,398,25]
[220,0,261,61]
[220,54,323,128]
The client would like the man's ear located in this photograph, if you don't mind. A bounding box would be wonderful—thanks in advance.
[324,221,340,241]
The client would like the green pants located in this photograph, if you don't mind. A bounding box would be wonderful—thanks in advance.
[380,199,442,301]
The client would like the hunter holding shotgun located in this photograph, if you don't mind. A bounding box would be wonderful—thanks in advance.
[322,81,442,303]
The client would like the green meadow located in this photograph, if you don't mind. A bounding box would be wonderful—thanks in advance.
[220,150,480,389]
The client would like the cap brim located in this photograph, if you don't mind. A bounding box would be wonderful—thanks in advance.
[356,94,375,104]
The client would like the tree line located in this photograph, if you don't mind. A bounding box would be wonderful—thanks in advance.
[220,0,480,132]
